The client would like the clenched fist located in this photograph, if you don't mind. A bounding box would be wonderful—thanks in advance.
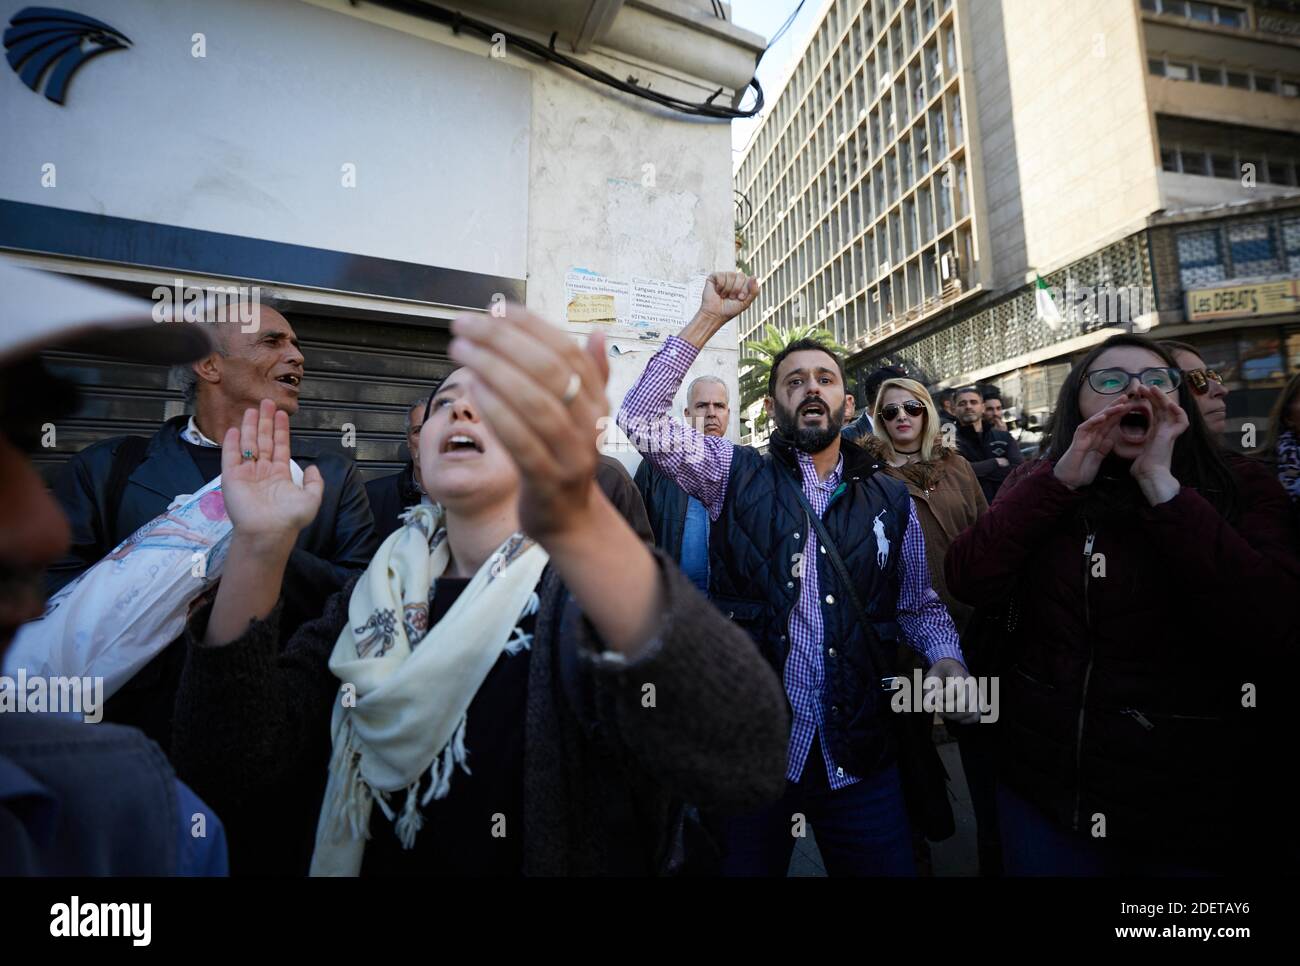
[698,272,760,328]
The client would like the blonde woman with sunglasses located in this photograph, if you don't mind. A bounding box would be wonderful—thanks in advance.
[860,379,987,635]
[1161,341,1228,435]
[857,379,997,875]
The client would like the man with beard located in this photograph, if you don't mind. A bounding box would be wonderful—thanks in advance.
[619,271,975,876]
[953,386,1022,504]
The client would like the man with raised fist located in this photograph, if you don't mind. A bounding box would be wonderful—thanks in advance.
[619,271,975,876]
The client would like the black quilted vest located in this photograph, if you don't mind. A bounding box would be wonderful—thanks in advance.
[709,433,912,778]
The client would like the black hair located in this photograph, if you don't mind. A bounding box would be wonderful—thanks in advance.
[980,384,1002,402]
[862,365,908,410]
[767,338,846,397]
[952,385,982,403]
[1041,333,1238,520]
[423,371,455,422]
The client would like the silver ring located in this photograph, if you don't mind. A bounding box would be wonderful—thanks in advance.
[242,450,256,461]
[560,372,581,405]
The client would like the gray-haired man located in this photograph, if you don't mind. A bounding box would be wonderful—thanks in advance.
[45,298,376,755]
[633,373,730,592]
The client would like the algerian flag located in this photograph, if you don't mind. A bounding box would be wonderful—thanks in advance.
[1035,274,1062,330]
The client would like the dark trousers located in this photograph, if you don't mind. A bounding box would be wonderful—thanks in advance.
[996,783,1212,876]
[948,719,1003,876]
[721,736,915,877]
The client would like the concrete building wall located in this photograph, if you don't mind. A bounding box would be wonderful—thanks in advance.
[1147,76,1300,135]
[1158,171,1300,209]
[967,0,1162,287]
[313,0,742,459]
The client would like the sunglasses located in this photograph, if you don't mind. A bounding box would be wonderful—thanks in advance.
[878,400,926,421]
[1182,368,1224,394]
[1085,367,1181,395]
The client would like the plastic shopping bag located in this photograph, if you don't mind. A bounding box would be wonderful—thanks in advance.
[4,462,303,700]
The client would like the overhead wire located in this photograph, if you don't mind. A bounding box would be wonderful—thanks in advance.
[360,0,765,119]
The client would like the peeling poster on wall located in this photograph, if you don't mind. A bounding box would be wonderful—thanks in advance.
[564,267,733,342]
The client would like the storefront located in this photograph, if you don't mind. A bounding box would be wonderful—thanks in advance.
[1148,201,1300,448]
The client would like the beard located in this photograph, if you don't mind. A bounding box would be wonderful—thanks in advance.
[773,395,846,453]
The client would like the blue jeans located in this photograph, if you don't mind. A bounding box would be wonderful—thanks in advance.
[996,783,1212,876]
[722,736,915,877]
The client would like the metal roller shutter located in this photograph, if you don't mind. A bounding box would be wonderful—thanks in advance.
[34,309,454,487]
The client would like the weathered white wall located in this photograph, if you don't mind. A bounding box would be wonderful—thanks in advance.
[3,0,741,468]
[0,0,531,279]
[309,0,740,468]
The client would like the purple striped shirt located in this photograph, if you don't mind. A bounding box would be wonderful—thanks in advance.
[618,336,964,789]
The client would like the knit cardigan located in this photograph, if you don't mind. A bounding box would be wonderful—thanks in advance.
[169,548,790,876]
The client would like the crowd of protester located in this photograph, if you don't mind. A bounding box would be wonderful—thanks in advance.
[2,263,1297,877]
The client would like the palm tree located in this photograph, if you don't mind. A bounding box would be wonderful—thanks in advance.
[739,322,849,437]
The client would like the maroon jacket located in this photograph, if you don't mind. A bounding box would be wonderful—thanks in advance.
[945,454,1299,861]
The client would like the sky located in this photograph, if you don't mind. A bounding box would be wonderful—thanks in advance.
[729,0,826,169]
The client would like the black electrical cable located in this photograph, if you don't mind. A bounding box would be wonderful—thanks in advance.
[360,0,764,119]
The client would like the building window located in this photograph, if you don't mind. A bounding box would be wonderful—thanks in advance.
[1254,75,1277,95]
[930,106,947,159]
[1284,219,1300,272]
[1265,160,1298,187]
[1148,58,1166,77]
[1161,148,1180,172]
[1210,153,1235,178]
[1166,61,1193,81]
[1182,150,1209,175]
[1228,223,1281,278]
[1198,65,1223,85]
[1214,4,1244,28]
[1177,229,1225,289]
[1226,70,1250,89]
[1147,0,1245,27]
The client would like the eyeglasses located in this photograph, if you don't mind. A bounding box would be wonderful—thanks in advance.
[1085,367,1181,395]
[1182,368,1224,394]
[878,400,926,421]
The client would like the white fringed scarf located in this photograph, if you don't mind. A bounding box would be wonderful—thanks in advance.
[309,502,548,876]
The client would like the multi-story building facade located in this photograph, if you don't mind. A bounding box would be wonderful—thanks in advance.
[735,0,1300,446]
